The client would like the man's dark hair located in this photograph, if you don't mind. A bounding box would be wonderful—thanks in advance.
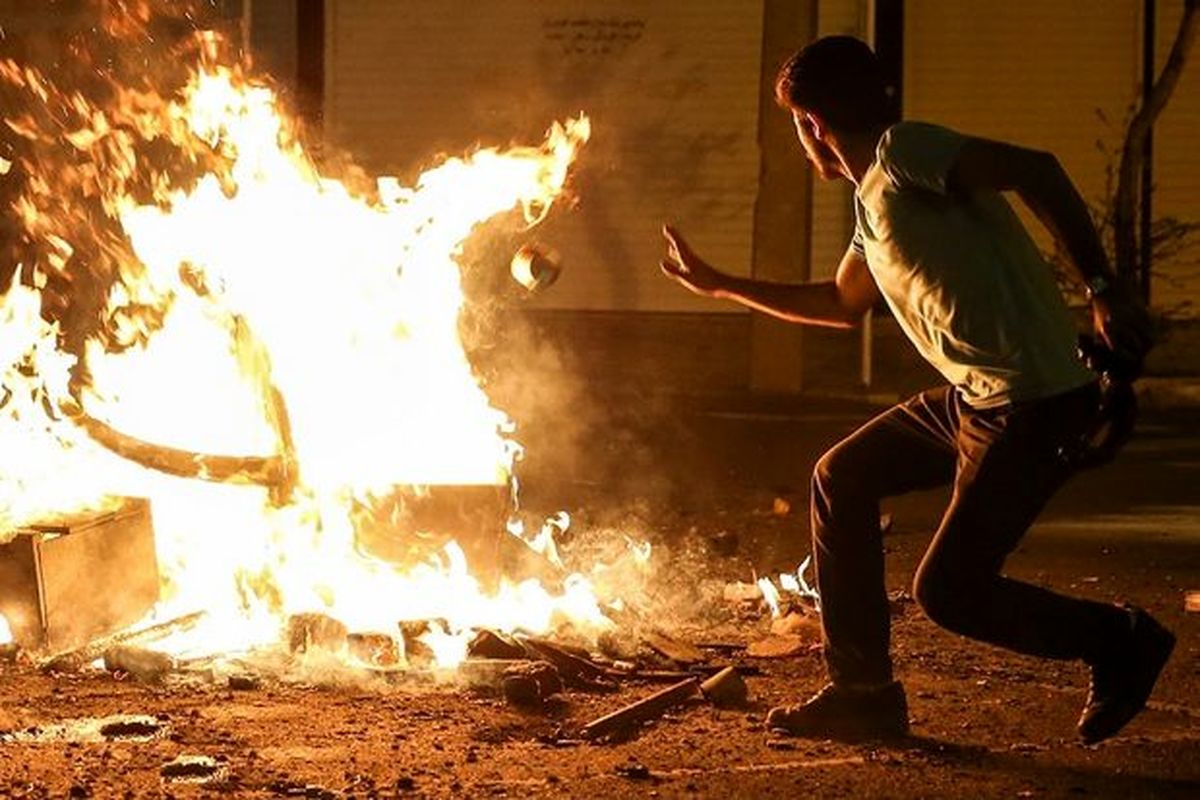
[775,36,895,132]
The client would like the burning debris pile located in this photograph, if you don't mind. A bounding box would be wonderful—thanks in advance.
[0,9,829,739]
[0,3,662,678]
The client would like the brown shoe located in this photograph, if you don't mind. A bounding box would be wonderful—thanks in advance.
[767,681,909,740]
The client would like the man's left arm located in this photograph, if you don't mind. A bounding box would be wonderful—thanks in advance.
[947,137,1154,362]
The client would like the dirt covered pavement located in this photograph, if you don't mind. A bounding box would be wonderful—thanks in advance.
[0,397,1197,798]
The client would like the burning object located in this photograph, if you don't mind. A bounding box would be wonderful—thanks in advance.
[510,243,562,292]
[757,555,821,617]
[0,21,618,670]
[0,498,158,653]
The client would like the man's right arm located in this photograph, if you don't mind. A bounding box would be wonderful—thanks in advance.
[948,137,1154,359]
[660,225,878,329]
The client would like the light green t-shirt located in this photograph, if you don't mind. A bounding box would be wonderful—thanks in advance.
[853,121,1095,408]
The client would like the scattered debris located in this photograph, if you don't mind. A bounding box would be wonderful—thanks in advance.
[32,611,204,676]
[516,635,614,690]
[103,645,174,682]
[746,634,809,659]
[693,663,763,678]
[287,613,348,655]
[642,631,706,666]
[502,661,563,708]
[0,643,19,663]
[596,630,641,662]
[467,629,526,660]
[770,611,820,637]
[615,761,652,780]
[699,666,748,708]
[398,620,438,667]
[117,610,208,648]
[458,658,534,690]
[347,632,401,667]
[581,677,702,740]
[772,497,791,516]
[228,673,261,691]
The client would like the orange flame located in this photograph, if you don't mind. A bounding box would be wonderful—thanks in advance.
[757,556,820,617]
[0,34,615,668]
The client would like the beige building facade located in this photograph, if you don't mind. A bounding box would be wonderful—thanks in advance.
[0,0,1195,393]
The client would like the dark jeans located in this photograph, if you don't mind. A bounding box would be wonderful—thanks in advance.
[811,382,1129,687]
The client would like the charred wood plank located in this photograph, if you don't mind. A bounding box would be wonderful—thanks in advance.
[35,611,204,673]
[642,631,707,666]
[581,677,702,741]
[467,629,526,660]
[515,635,613,690]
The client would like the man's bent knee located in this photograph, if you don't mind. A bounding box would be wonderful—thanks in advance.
[912,564,980,632]
[811,445,861,508]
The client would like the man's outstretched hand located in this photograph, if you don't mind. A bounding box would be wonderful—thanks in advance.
[660,225,727,297]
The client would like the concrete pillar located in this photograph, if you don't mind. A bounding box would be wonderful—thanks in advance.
[749,0,817,393]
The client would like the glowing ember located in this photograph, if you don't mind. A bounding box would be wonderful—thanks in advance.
[0,27,621,669]
[0,614,12,645]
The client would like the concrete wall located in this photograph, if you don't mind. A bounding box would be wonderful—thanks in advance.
[321,1,767,314]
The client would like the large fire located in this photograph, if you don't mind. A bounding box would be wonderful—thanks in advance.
[0,26,633,670]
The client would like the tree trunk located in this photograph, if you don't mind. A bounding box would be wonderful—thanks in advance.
[1114,0,1199,286]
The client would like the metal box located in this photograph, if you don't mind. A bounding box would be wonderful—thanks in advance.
[0,497,159,653]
